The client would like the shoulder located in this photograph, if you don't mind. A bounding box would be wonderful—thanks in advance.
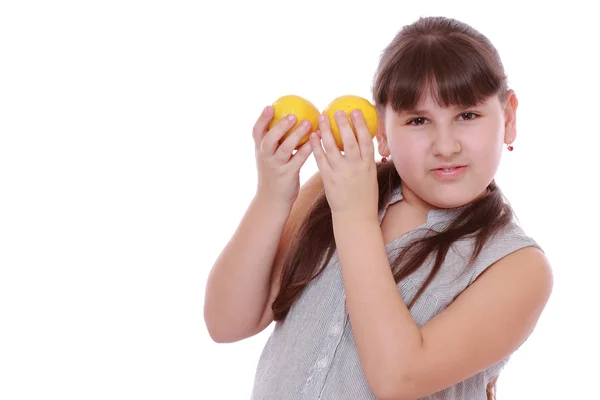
[475,244,553,294]
[467,220,546,284]
[479,228,553,288]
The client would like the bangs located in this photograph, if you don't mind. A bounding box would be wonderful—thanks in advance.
[373,34,507,113]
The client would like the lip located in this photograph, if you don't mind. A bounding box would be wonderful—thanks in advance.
[431,165,467,181]
[432,164,467,170]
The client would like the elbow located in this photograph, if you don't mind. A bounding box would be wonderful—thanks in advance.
[203,301,235,343]
[370,368,416,400]
[203,309,234,344]
[204,320,244,344]
[204,310,258,344]
[205,322,230,344]
[204,320,225,344]
[375,389,414,400]
[374,385,414,400]
[204,316,239,344]
[208,328,260,344]
[207,330,237,344]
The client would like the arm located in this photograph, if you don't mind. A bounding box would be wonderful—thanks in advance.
[204,172,323,343]
[332,215,553,400]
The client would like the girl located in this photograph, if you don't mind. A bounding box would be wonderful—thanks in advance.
[204,16,553,400]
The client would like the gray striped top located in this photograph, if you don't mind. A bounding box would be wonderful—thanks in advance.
[250,183,541,399]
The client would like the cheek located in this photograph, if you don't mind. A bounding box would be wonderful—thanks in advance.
[388,136,425,172]
[469,138,500,157]
[464,131,504,176]
[468,128,504,157]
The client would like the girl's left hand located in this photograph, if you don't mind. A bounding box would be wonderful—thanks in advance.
[310,110,379,220]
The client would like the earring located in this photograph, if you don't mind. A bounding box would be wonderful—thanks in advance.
[507,143,514,151]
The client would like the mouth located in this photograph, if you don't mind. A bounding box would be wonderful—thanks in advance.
[432,164,467,170]
[436,166,465,172]
[431,165,468,180]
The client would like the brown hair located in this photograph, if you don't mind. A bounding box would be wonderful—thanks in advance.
[273,16,512,399]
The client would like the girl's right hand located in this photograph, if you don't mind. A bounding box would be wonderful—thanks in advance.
[252,105,314,208]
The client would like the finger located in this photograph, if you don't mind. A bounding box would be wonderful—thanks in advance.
[274,119,312,163]
[309,131,332,174]
[288,136,314,170]
[261,114,298,155]
[318,114,342,162]
[252,106,274,147]
[350,110,375,161]
[334,110,360,160]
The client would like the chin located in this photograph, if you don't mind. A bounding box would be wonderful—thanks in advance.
[425,188,482,210]
[428,198,471,209]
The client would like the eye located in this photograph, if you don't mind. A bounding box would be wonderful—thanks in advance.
[457,112,479,121]
[407,117,428,126]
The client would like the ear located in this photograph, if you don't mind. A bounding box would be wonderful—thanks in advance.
[376,111,391,158]
[503,89,518,145]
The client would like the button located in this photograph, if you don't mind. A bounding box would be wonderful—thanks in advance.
[301,376,313,394]
[317,358,328,368]
[329,323,342,336]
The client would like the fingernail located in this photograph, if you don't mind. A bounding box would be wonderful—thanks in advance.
[287,114,296,122]
[335,110,345,118]
[319,114,327,122]
[351,110,361,119]
[263,106,271,115]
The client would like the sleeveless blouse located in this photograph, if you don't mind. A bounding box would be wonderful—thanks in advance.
[250,183,541,399]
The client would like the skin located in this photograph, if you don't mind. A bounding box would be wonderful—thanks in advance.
[308,88,553,400]
[377,89,517,212]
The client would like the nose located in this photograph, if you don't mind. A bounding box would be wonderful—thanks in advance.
[431,127,461,157]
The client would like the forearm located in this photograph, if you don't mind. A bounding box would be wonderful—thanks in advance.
[332,213,423,397]
[204,194,292,339]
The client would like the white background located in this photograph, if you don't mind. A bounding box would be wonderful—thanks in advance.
[1,1,598,399]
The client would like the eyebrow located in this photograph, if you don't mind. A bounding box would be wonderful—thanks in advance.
[400,104,482,116]
[402,109,429,116]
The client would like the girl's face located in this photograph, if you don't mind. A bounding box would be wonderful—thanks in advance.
[378,90,518,211]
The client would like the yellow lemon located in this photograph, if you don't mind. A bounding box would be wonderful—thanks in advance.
[269,95,320,150]
[322,95,379,151]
